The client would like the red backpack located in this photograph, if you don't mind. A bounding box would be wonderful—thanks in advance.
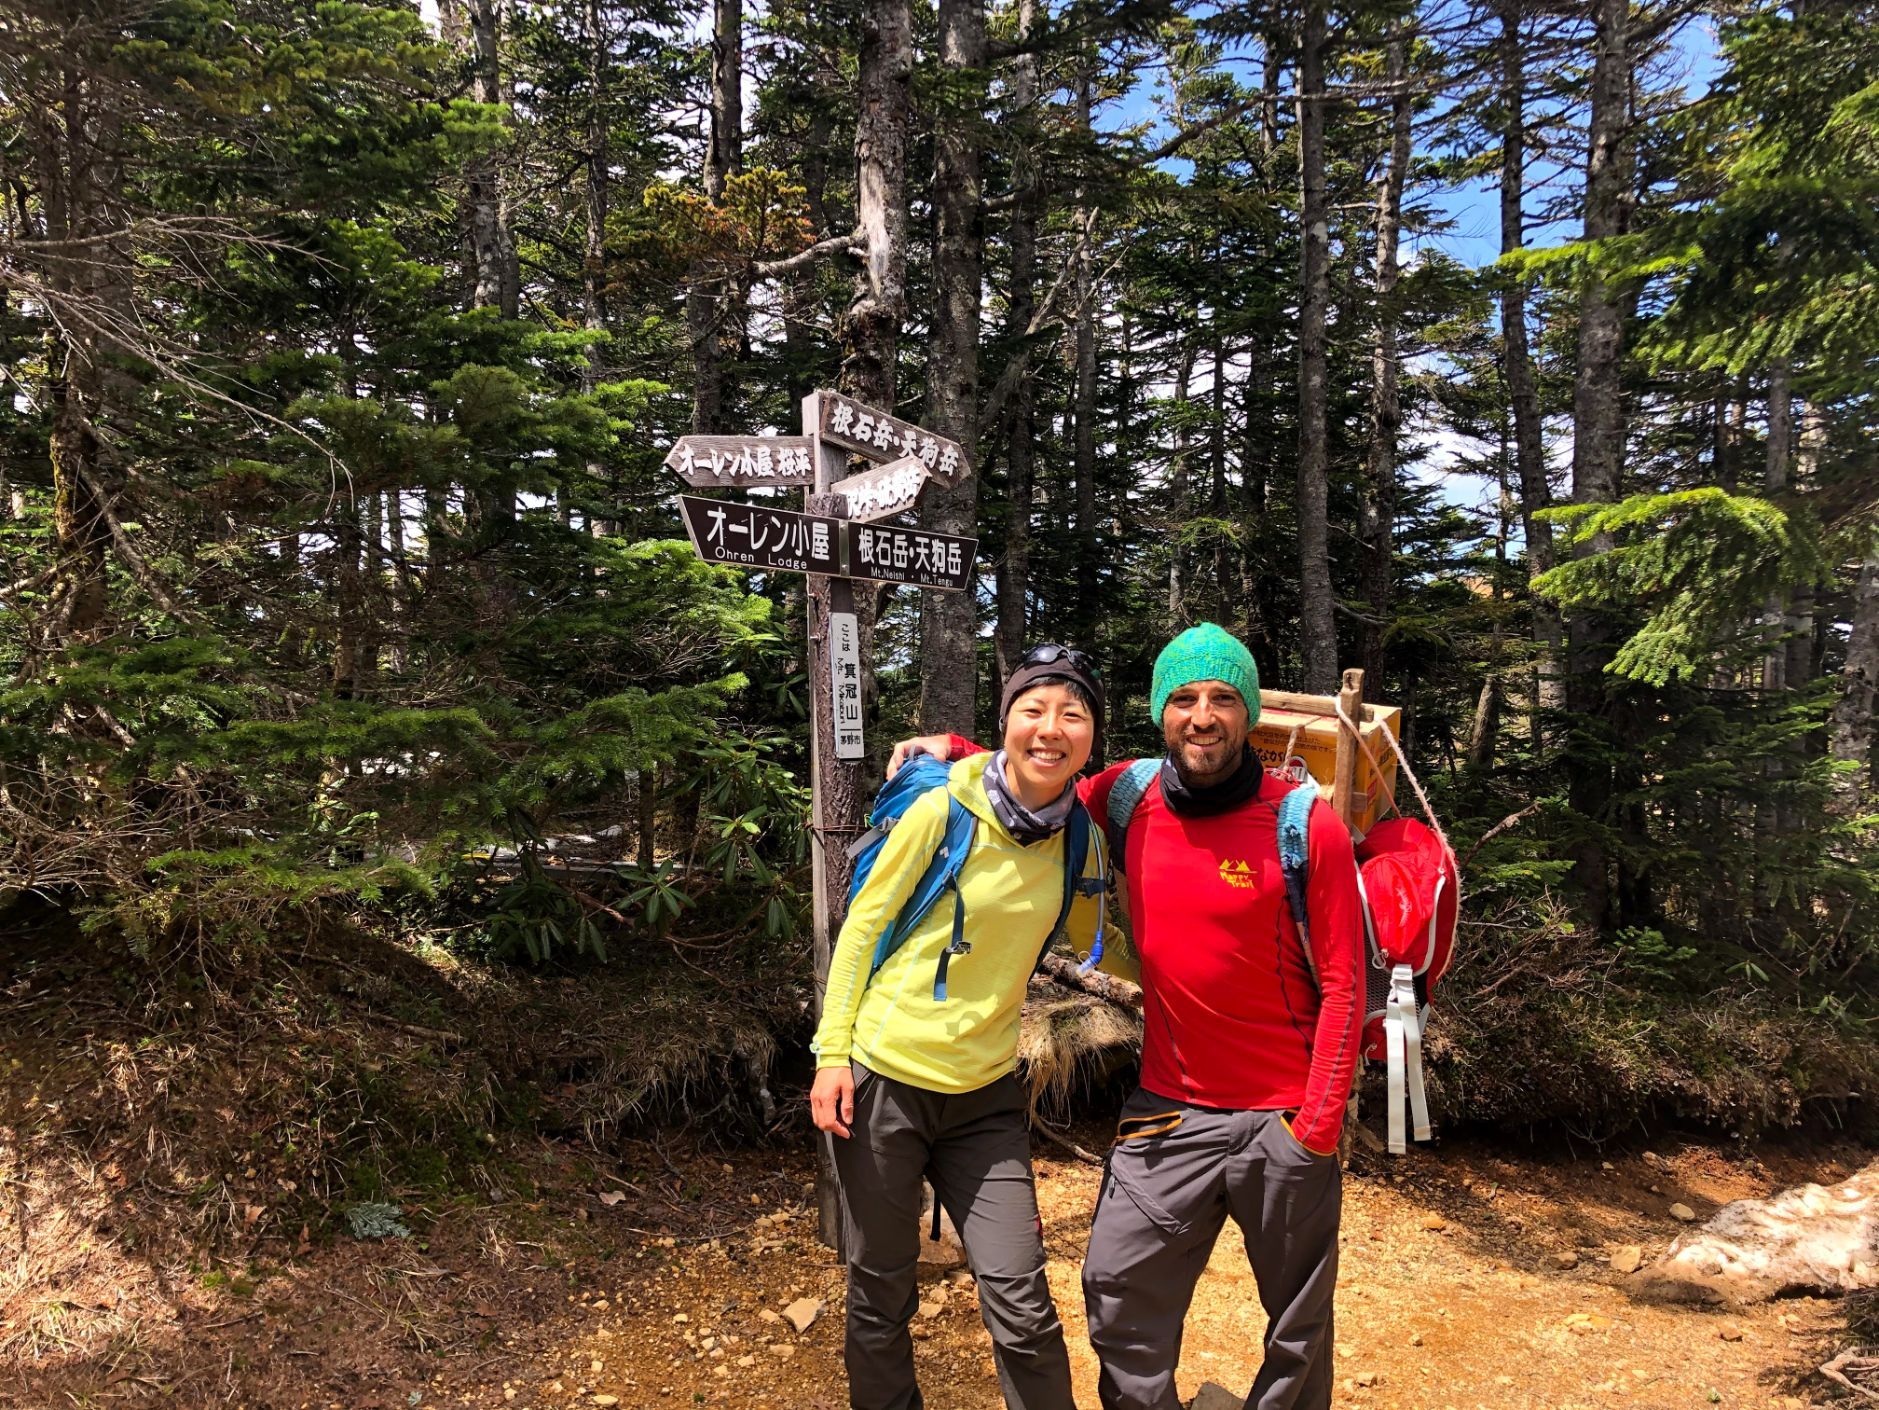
[1353,816,1459,1152]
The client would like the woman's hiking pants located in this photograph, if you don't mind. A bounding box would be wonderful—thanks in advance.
[833,1061,1075,1410]
[1081,1088,1343,1410]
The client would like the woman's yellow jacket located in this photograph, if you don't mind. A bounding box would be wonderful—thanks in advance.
[810,756,1104,1094]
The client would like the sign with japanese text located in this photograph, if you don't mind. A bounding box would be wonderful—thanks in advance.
[661,392,978,1254]
[665,435,815,488]
[833,455,928,523]
[846,521,975,592]
[814,391,971,487]
[829,611,864,760]
[677,495,842,575]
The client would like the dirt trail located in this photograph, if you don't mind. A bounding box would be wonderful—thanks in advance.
[2,1132,1861,1409]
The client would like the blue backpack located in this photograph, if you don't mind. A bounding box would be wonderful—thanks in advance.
[844,753,1106,1001]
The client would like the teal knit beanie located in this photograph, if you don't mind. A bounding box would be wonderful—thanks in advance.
[1150,623,1260,725]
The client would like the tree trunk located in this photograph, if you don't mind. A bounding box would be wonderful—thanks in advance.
[442,0,518,543]
[1831,531,1879,801]
[1359,34,1411,688]
[386,492,409,672]
[1210,331,1234,626]
[35,43,127,644]
[448,0,518,318]
[1499,0,1562,734]
[1469,428,1514,775]
[1786,404,1823,689]
[991,0,1041,690]
[917,0,985,736]
[1761,364,1793,692]
[1295,0,1338,694]
[1168,343,1195,627]
[581,0,611,533]
[332,501,364,700]
[1569,0,1630,528]
[1563,0,1632,930]
[783,93,835,410]
[688,0,743,433]
[1071,61,1099,647]
[842,0,912,410]
[47,357,111,641]
[1239,340,1271,653]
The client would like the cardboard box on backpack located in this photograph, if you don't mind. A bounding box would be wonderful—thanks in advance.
[1249,690,1402,834]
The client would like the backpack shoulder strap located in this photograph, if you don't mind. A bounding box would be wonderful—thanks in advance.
[1041,801,1104,950]
[929,795,984,1001]
[1103,758,1161,876]
[1275,780,1321,984]
[870,791,976,980]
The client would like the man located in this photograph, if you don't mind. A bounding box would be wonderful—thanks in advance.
[891,623,1363,1410]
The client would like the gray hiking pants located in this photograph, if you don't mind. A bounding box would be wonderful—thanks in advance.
[1081,1088,1342,1410]
[833,1061,1075,1410]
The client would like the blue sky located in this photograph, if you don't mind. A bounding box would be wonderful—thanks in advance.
[1087,13,1728,530]
[1104,14,1725,274]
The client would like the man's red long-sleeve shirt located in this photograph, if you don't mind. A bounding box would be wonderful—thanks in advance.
[945,736,1365,1155]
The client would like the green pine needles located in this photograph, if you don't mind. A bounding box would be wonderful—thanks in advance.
[1535,489,1831,686]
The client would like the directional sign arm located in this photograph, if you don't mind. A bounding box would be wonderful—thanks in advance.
[832,454,930,523]
[813,389,972,487]
[664,435,816,488]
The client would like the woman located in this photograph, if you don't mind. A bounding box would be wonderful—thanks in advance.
[810,646,1107,1410]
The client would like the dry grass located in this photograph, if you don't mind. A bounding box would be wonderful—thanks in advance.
[0,900,802,1388]
[1017,978,1142,1122]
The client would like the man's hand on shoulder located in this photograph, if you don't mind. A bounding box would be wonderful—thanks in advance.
[887,734,957,778]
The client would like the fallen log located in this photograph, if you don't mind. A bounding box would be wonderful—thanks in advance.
[1037,952,1142,1009]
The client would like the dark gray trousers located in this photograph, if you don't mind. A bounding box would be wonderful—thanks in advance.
[1081,1088,1342,1410]
[833,1061,1075,1410]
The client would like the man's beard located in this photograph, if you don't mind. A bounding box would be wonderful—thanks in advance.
[1171,734,1244,785]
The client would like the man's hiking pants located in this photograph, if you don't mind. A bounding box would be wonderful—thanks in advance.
[833,1061,1075,1410]
[1081,1088,1342,1410]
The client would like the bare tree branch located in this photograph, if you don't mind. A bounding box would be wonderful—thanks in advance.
[752,230,863,280]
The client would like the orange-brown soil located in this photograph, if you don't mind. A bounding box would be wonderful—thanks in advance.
[3,1125,1864,1409]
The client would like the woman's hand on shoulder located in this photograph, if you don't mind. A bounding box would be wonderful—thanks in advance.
[810,1066,856,1138]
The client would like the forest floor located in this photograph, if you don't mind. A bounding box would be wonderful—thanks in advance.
[3,1118,1867,1410]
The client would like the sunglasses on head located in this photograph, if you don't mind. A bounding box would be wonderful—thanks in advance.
[1020,643,1100,676]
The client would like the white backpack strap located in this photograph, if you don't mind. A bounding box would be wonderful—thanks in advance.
[1403,984,1431,1145]
[1384,962,1432,1154]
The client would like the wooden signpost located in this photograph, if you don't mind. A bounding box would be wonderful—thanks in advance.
[665,434,816,487]
[676,496,843,575]
[815,390,970,486]
[832,455,928,523]
[666,390,975,1248]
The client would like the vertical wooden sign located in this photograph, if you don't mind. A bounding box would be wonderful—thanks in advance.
[829,611,865,760]
[802,391,869,1252]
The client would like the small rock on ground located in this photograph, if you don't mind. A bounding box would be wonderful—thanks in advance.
[1191,1382,1245,1410]
[782,1297,823,1333]
[1611,1245,1644,1274]
[1670,1202,1697,1222]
